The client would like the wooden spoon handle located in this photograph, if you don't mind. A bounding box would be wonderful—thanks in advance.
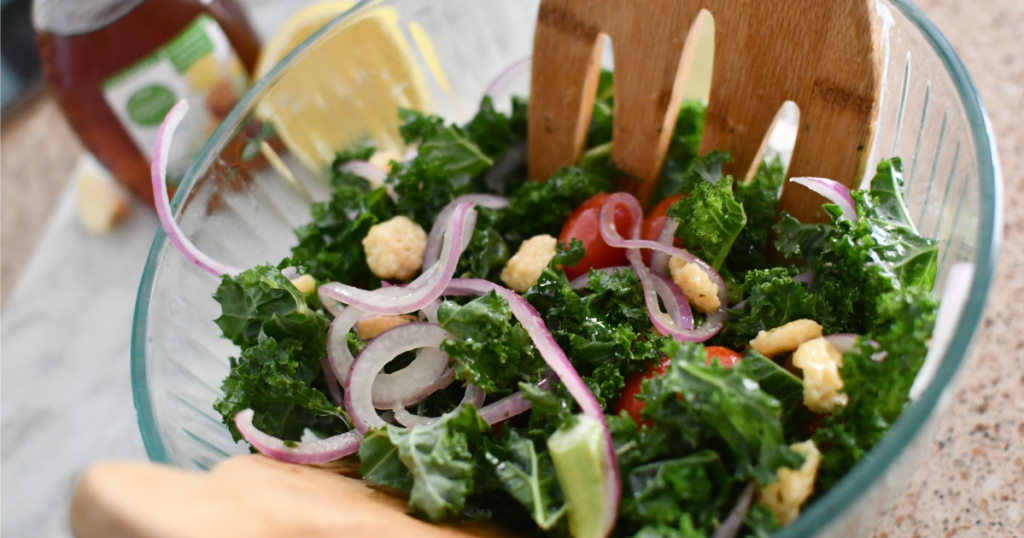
[70,456,513,538]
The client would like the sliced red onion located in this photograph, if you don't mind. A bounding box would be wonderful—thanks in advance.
[371,346,453,409]
[712,483,755,538]
[234,409,361,464]
[320,357,343,406]
[477,376,553,424]
[338,160,387,185]
[151,100,241,277]
[793,270,815,288]
[392,383,485,427]
[598,193,727,342]
[484,56,531,98]
[650,272,695,331]
[788,177,858,222]
[320,203,476,315]
[423,195,508,269]
[649,218,679,276]
[403,146,419,161]
[326,305,371,385]
[345,322,451,432]
[731,299,748,311]
[443,279,619,537]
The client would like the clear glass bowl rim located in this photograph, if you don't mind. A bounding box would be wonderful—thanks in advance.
[131,1,1003,535]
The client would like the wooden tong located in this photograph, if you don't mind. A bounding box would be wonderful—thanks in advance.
[528,0,882,223]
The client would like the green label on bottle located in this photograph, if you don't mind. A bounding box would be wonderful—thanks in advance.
[101,14,248,179]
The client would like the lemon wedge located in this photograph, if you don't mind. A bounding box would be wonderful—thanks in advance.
[254,2,431,178]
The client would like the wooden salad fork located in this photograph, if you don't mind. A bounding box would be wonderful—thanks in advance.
[528,0,883,223]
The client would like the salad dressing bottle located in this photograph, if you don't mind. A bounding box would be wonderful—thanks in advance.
[35,0,260,203]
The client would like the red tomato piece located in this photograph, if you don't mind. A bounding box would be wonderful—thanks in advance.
[614,346,743,426]
[559,193,637,280]
[704,346,743,368]
[640,194,684,265]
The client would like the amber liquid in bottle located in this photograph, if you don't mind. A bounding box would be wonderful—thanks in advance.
[36,0,260,203]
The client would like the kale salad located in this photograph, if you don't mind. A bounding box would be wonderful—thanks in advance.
[151,71,944,538]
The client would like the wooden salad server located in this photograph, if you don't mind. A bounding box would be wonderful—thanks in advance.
[70,455,518,538]
[528,0,883,223]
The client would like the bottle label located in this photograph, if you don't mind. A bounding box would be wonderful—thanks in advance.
[102,14,248,178]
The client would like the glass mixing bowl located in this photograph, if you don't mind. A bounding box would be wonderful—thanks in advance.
[132,1,1002,536]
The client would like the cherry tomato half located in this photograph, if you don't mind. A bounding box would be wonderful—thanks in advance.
[559,193,636,280]
[613,346,743,425]
[640,194,684,265]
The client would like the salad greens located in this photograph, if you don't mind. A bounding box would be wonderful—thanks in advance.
[210,70,943,538]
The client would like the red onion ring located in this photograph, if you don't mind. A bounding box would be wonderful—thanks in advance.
[424,194,508,270]
[443,278,619,537]
[788,177,858,222]
[320,357,343,406]
[344,322,451,432]
[649,218,679,276]
[371,347,454,409]
[326,305,371,385]
[598,193,727,342]
[711,483,756,538]
[393,383,486,427]
[793,270,815,288]
[338,160,388,185]
[484,56,531,98]
[571,267,693,331]
[477,375,553,424]
[234,409,362,464]
[151,100,241,277]
[320,203,476,315]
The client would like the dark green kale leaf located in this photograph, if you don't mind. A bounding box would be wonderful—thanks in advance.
[667,155,747,271]
[478,428,568,531]
[812,288,938,491]
[587,70,615,148]
[641,341,804,486]
[213,264,330,352]
[716,267,830,349]
[332,139,377,167]
[438,291,545,394]
[389,157,472,230]
[495,167,612,247]
[728,156,786,274]
[621,450,730,532]
[288,169,396,284]
[772,158,939,335]
[858,159,939,290]
[653,100,708,205]
[525,266,668,411]
[464,96,518,160]
[358,405,491,521]
[454,207,510,281]
[742,351,804,411]
[214,334,345,441]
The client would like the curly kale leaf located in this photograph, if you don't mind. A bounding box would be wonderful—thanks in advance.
[621,450,731,533]
[358,405,491,521]
[653,100,708,204]
[728,156,786,273]
[478,428,568,531]
[772,158,939,334]
[214,335,345,441]
[496,167,612,247]
[525,266,668,410]
[213,264,329,352]
[438,291,545,394]
[716,267,830,348]
[641,341,804,486]
[288,169,396,284]
[667,153,747,271]
[455,207,510,281]
[812,288,939,491]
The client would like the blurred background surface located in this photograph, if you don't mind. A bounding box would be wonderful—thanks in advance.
[1,0,1022,536]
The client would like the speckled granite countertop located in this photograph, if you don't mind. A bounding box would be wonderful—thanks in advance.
[1,0,1021,536]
